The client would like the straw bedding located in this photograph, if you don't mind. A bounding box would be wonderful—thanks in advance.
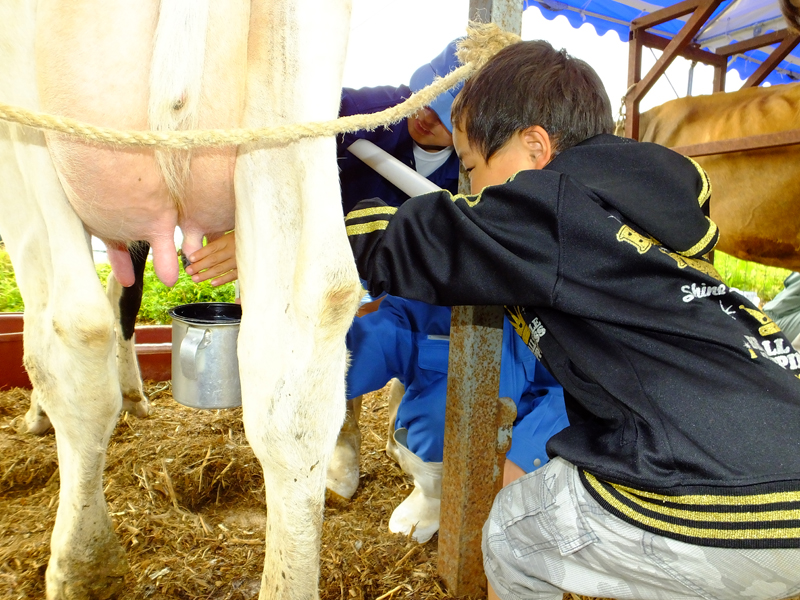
[0,382,474,600]
[3,381,788,600]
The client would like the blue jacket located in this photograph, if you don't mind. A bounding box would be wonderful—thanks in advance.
[338,85,460,214]
[345,296,568,468]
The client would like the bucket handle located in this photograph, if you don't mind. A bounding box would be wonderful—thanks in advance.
[180,327,211,380]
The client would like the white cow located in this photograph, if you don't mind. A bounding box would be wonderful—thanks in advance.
[0,1,361,599]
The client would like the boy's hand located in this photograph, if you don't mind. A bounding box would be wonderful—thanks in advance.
[185,231,238,286]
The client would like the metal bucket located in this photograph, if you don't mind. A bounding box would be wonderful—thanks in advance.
[169,302,242,409]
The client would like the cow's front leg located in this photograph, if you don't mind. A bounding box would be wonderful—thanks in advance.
[238,265,361,600]
[237,133,361,599]
[237,2,355,596]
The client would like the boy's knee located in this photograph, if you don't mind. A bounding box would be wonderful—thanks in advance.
[482,500,562,600]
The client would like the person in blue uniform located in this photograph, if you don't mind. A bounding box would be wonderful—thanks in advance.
[346,39,800,599]
[337,40,462,214]
[340,295,567,543]
[183,39,463,282]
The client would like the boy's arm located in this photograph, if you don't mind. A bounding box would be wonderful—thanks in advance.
[346,172,563,308]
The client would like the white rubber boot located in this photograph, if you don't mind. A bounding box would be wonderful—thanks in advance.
[326,396,362,502]
[388,428,442,543]
[384,378,404,465]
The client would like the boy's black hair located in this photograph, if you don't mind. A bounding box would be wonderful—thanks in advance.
[451,40,614,160]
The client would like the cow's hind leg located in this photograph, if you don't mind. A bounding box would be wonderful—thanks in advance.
[0,127,129,599]
[20,241,151,436]
[236,3,358,598]
[0,11,129,587]
[107,241,151,418]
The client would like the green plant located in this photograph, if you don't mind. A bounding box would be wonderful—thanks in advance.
[138,263,235,324]
[0,247,24,312]
[713,252,791,306]
[0,244,234,324]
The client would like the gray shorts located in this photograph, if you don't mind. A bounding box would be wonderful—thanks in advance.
[482,457,800,600]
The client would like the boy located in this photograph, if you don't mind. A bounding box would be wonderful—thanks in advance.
[346,40,800,599]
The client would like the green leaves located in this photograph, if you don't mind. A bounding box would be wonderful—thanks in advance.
[714,252,791,306]
[0,245,235,324]
[137,265,235,324]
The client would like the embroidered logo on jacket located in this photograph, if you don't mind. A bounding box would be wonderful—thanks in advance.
[507,306,546,359]
[616,224,721,281]
[681,282,728,302]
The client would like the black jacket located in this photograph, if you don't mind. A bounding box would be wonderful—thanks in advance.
[346,134,800,548]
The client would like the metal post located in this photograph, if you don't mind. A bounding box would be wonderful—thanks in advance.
[469,0,523,34]
[437,3,522,596]
[439,305,516,597]
[687,60,697,96]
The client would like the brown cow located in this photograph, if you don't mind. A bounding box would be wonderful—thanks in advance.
[782,0,800,32]
[639,81,800,269]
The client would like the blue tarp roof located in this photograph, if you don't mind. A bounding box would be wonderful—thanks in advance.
[524,0,800,85]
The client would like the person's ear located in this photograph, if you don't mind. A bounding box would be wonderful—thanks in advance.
[519,126,553,169]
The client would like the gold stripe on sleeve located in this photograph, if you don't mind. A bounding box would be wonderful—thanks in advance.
[612,483,800,523]
[687,157,712,207]
[345,206,398,221]
[346,220,390,236]
[610,478,800,506]
[583,472,800,542]
[678,217,718,257]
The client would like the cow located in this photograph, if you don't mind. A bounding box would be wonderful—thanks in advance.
[782,0,800,31]
[639,80,800,270]
[0,2,362,600]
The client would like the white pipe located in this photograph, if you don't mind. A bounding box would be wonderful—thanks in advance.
[347,139,441,197]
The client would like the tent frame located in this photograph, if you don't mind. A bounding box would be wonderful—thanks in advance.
[624,0,800,153]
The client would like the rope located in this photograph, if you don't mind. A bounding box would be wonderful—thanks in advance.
[0,23,521,150]
[614,83,638,137]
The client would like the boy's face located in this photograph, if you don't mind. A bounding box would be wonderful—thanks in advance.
[407,107,453,151]
[454,126,550,194]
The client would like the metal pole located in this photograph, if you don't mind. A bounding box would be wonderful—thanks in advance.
[437,2,522,596]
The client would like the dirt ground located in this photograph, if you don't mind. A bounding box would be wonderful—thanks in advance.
[0,381,501,600]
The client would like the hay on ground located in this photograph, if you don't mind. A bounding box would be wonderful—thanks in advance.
[0,382,479,600]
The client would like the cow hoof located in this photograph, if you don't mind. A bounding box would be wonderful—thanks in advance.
[121,392,150,419]
[46,543,129,600]
[325,433,360,501]
[18,409,53,435]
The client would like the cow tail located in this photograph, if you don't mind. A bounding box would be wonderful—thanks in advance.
[148,0,211,211]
